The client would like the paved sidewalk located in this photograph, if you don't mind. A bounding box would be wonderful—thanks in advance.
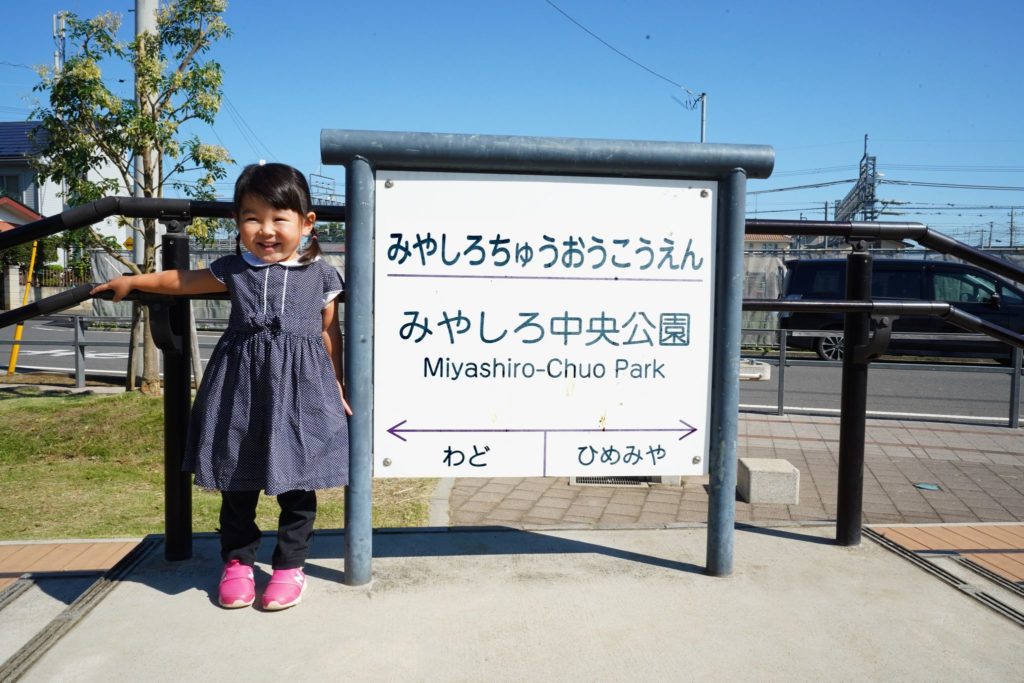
[15,527,1024,681]
[447,412,1024,528]
[3,396,1023,680]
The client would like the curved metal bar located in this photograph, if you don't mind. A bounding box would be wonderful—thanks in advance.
[745,218,1024,286]
[0,198,346,252]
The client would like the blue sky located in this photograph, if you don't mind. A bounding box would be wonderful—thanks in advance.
[2,0,1022,245]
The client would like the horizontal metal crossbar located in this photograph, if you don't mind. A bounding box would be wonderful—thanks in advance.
[743,299,1024,349]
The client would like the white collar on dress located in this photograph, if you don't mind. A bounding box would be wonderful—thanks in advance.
[241,252,320,268]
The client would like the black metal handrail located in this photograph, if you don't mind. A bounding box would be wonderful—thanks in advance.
[746,218,1024,286]
[0,197,345,252]
[3,201,1021,560]
[743,299,1024,350]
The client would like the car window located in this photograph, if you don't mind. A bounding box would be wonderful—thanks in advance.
[933,271,998,303]
[1001,284,1024,305]
[791,264,843,298]
[873,270,920,299]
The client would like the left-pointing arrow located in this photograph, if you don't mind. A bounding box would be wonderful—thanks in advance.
[387,419,410,442]
[386,419,698,442]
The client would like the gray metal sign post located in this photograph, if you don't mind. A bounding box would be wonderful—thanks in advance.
[321,130,773,584]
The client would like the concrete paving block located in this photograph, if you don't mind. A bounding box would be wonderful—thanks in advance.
[737,458,800,505]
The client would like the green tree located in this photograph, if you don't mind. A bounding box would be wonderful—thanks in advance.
[0,236,61,270]
[30,0,231,394]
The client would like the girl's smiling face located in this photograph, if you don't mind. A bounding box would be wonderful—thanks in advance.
[236,193,315,264]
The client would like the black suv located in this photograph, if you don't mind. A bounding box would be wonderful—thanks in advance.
[779,258,1024,361]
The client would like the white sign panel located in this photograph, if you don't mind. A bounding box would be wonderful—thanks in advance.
[373,171,716,478]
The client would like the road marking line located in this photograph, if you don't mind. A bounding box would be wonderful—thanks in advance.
[740,403,1011,423]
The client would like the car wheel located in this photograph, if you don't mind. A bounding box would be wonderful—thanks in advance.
[815,333,844,361]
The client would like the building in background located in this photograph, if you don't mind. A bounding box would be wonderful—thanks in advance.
[0,121,123,264]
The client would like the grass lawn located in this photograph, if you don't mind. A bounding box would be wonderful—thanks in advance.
[0,386,437,540]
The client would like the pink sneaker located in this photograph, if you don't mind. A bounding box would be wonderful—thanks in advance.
[262,567,306,611]
[218,559,255,609]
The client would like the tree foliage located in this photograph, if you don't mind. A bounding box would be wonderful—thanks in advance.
[28,0,232,394]
[30,0,232,248]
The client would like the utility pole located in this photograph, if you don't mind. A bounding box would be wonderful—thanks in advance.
[1010,208,1016,248]
[833,134,879,223]
[127,0,158,391]
[52,13,66,76]
[133,0,157,265]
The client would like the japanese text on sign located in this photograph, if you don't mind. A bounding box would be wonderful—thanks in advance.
[373,172,716,479]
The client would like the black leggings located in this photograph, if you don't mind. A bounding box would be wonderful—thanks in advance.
[219,490,317,570]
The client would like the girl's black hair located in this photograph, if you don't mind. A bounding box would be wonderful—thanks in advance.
[233,162,322,263]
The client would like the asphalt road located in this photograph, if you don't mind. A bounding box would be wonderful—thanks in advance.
[741,359,1022,423]
[2,317,1021,423]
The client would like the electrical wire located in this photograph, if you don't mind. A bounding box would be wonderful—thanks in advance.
[772,165,857,178]
[543,0,702,102]
[880,179,1024,191]
[222,95,276,161]
[748,179,857,195]
[883,163,1024,173]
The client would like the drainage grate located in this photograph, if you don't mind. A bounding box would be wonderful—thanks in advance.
[570,476,654,488]
[0,536,160,681]
[864,528,1024,628]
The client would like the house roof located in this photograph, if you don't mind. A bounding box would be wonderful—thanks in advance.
[0,121,49,159]
[744,233,792,242]
[0,195,43,229]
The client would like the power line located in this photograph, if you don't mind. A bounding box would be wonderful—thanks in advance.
[880,179,1024,191]
[222,95,276,161]
[753,177,1024,197]
[883,163,1024,173]
[773,163,1024,178]
[748,179,857,195]
[543,0,701,100]
[773,165,857,178]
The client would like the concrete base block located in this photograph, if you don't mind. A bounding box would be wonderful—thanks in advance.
[737,458,799,505]
[739,359,771,381]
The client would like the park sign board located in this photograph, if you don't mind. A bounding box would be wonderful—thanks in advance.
[373,170,716,478]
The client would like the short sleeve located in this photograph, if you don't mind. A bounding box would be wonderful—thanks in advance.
[323,262,344,308]
[208,255,235,284]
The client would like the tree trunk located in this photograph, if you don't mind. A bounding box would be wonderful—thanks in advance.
[140,305,162,395]
[125,301,143,391]
[140,217,162,395]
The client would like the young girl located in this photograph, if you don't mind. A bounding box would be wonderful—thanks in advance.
[92,163,351,611]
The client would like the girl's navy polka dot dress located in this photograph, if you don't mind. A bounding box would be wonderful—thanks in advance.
[183,254,349,495]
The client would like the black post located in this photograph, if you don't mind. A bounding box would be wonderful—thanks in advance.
[836,242,872,545]
[162,221,193,560]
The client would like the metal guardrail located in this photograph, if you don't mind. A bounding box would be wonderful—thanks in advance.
[740,327,1023,429]
[7,316,1019,430]
[0,315,226,388]
[746,218,1024,287]
[4,203,1024,560]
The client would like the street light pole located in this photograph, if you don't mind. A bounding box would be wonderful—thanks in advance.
[699,93,707,143]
